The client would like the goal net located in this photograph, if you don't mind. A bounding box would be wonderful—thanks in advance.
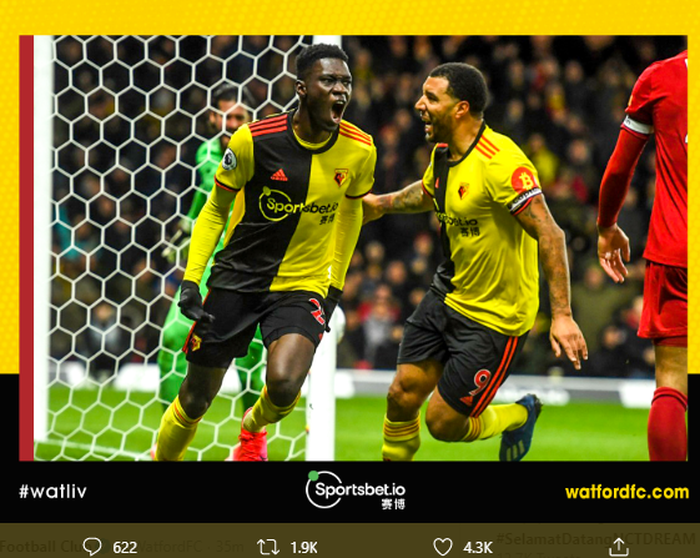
[34,35,338,461]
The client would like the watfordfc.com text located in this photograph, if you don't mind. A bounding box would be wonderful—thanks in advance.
[565,484,689,500]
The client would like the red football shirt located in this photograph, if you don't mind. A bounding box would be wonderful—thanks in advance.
[622,50,688,268]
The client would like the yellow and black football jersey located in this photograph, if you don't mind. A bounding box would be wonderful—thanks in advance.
[422,122,542,337]
[208,110,376,296]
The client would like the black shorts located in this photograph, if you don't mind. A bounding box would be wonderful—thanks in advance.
[183,288,328,369]
[398,289,527,417]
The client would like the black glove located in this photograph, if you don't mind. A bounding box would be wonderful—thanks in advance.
[178,280,215,324]
[324,286,343,322]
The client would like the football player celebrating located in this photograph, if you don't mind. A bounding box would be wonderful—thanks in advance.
[364,62,587,462]
[154,43,376,461]
[157,83,265,426]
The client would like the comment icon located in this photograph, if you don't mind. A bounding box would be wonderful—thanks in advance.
[83,537,102,556]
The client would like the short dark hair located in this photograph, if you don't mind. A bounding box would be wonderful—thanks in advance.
[211,82,238,107]
[295,43,349,80]
[429,63,489,116]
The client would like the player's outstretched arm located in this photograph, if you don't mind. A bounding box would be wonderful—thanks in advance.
[362,181,433,224]
[515,196,588,370]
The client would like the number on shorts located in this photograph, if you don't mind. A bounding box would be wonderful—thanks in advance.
[309,298,326,326]
[471,369,492,396]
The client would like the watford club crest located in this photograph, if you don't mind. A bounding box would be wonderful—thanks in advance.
[190,334,202,352]
[458,183,469,199]
[334,168,349,187]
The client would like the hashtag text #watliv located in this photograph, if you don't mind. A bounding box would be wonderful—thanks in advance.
[19,484,87,499]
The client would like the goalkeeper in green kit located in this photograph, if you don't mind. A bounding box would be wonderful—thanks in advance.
[156,84,264,453]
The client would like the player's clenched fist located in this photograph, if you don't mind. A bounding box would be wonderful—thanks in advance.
[178,280,215,324]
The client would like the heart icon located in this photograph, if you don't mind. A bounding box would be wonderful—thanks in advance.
[433,537,453,556]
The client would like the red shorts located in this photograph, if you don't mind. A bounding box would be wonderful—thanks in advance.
[638,261,687,347]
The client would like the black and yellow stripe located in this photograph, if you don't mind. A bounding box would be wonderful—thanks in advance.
[205,111,376,297]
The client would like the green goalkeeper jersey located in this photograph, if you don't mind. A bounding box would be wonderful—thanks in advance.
[189,137,232,253]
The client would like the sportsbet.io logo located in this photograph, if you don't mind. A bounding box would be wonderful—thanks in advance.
[305,470,406,510]
[259,187,338,222]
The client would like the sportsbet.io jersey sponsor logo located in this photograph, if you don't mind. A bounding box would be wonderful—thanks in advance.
[259,187,338,222]
[305,470,406,510]
[434,212,479,228]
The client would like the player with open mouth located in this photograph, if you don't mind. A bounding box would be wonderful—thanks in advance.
[364,62,588,462]
[153,43,377,462]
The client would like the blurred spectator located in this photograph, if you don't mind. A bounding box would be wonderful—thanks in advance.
[514,312,561,376]
[571,261,639,353]
[79,302,131,383]
[562,59,593,118]
[501,98,527,145]
[587,324,628,378]
[383,260,412,316]
[565,138,599,203]
[373,324,405,371]
[337,308,367,369]
[587,297,655,379]
[615,185,650,261]
[617,296,656,379]
[360,284,400,367]
[525,133,559,189]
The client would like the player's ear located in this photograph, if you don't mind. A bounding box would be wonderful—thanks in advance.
[454,100,471,119]
[295,79,307,100]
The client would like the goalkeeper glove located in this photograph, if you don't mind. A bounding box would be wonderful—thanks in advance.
[161,218,193,263]
[324,286,343,322]
[178,280,215,324]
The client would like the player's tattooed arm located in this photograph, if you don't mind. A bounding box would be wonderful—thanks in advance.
[515,196,572,316]
[515,195,589,369]
[362,181,433,223]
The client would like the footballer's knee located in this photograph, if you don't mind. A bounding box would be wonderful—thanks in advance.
[177,385,213,419]
[266,376,304,408]
[386,361,441,421]
[655,345,688,395]
[178,364,226,418]
[265,333,314,407]
[425,411,463,442]
[425,390,468,442]
[386,379,423,419]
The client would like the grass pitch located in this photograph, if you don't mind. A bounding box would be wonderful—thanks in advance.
[35,387,649,461]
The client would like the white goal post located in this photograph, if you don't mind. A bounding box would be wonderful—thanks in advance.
[34,35,342,461]
[33,35,54,444]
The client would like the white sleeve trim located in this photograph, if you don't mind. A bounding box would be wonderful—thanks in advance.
[508,187,542,215]
[623,115,654,135]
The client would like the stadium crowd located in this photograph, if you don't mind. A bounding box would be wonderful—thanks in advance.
[49,35,685,381]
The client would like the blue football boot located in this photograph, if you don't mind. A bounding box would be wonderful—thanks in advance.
[499,394,543,461]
